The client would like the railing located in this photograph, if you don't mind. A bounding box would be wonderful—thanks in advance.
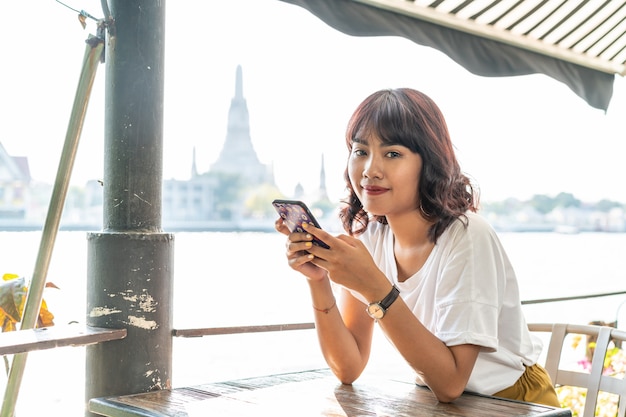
[171,290,626,339]
[521,290,626,305]
[173,322,315,337]
[4,293,624,353]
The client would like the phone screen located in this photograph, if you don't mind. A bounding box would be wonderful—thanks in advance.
[272,199,330,249]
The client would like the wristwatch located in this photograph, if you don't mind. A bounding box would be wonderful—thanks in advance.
[366,285,400,320]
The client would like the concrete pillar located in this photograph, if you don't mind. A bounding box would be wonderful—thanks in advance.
[85,1,173,415]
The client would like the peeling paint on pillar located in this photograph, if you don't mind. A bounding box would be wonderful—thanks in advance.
[86,232,174,409]
[89,307,123,317]
[127,315,159,330]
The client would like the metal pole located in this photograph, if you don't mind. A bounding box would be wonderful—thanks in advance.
[85,1,173,415]
[0,35,104,417]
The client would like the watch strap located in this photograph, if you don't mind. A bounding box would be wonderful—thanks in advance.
[379,285,400,311]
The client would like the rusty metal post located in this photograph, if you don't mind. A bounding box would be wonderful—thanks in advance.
[85,1,173,415]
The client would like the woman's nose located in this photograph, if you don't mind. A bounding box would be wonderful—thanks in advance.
[363,156,382,179]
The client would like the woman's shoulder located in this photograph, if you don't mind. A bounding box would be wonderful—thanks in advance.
[439,212,510,264]
[445,211,499,242]
[465,211,496,232]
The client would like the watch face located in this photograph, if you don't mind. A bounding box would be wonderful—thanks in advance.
[367,303,384,320]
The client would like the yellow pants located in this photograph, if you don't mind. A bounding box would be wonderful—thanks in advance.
[492,363,560,407]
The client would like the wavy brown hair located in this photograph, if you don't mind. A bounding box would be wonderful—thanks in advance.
[339,88,478,243]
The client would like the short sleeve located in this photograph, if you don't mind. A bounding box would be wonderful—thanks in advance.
[431,216,508,351]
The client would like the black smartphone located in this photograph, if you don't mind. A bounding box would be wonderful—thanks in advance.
[272,199,330,249]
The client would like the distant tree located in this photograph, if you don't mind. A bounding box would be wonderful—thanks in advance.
[311,198,337,219]
[554,192,581,208]
[482,198,524,215]
[529,194,555,214]
[245,184,285,218]
[594,199,623,212]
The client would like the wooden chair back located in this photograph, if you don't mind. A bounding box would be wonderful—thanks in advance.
[529,323,626,417]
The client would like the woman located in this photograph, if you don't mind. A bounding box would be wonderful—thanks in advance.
[275,88,559,406]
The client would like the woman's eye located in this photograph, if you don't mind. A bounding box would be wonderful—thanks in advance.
[353,149,366,156]
[386,151,401,158]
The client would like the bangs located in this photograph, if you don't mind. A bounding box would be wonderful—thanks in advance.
[346,90,422,153]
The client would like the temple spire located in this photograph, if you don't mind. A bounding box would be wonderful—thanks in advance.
[191,147,198,178]
[319,154,327,195]
[210,65,269,185]
[235,65,243,100]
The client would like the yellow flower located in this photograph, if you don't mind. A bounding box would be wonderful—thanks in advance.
[0,273,56,332]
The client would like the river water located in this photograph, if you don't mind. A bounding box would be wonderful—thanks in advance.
[2,230,626,415]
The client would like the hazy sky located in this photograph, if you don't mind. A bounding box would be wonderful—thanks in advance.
[1,0,625,204]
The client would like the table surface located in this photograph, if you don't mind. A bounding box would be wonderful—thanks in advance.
[89,368,572,417]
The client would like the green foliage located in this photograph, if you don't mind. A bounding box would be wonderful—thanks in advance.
[530,194,558,214]
[311,198,337,219]
[483,193,624,214]
[481,198,524,215]
[245,184,285,218]
[553,192,581,208]
[596,199,623,212]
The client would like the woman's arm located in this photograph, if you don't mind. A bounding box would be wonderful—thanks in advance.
[376,298,480,402]
[276,217,375,383]
[303,224,481,402]
[309,282,375,384]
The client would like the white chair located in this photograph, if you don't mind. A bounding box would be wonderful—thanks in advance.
[529,323,626,417]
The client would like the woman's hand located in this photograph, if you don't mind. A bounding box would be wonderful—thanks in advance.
[275,218,328,282]
[299,223,390,300]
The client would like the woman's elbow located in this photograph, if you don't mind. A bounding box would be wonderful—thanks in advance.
[432,383,466,403]
[329,363,363,385]
[333,369,360,385]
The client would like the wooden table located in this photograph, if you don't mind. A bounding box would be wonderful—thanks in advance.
[89,368,571,416]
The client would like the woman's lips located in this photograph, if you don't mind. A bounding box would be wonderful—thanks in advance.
[362,185,388,195]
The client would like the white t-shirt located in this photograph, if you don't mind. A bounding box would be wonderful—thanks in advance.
[353,212,543,395]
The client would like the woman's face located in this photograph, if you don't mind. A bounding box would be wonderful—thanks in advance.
[348,132,423,218]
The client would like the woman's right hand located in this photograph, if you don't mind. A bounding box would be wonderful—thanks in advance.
[275,217,328,282]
